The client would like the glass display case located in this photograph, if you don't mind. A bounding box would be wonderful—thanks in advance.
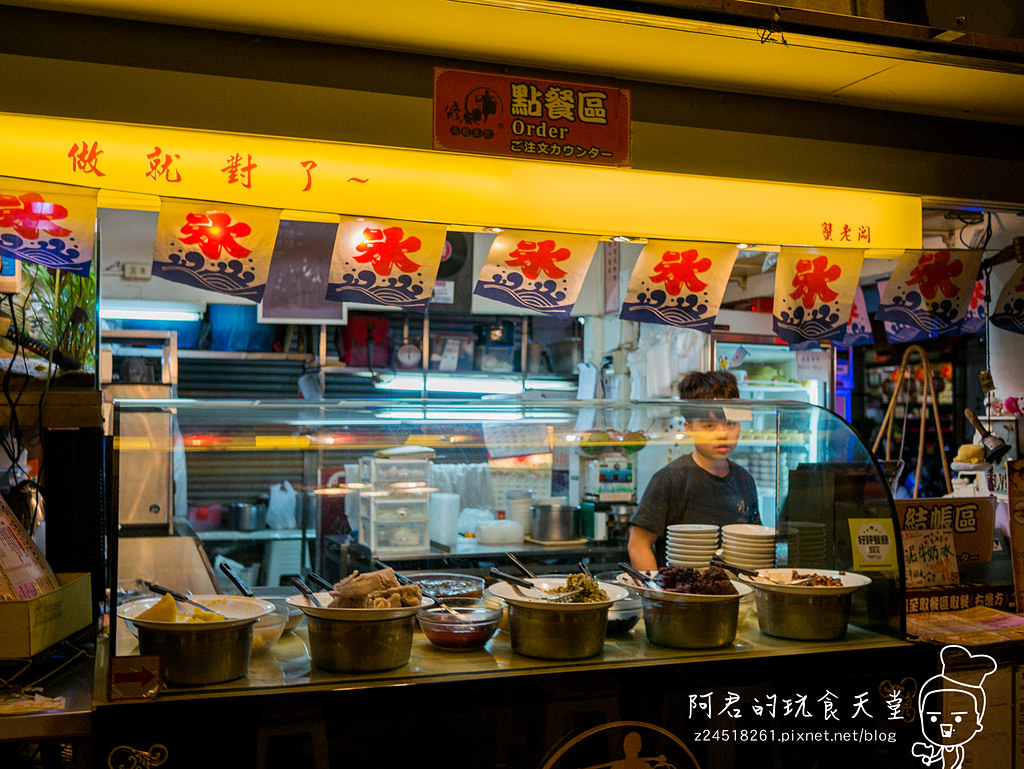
[110,397,904,639]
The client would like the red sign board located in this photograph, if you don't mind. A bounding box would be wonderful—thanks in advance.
[433,67,631,167]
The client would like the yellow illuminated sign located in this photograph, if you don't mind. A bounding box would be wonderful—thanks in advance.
[0,112,922,249]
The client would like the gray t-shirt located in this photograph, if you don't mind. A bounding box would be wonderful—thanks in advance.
[630,454,759,563]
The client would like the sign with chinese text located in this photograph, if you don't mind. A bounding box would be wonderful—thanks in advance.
[901,528,960,588]
[326,216,448,312]
[895,497,996,564]
[474,230,599,318]
[772,247,863,345]
[619,241,738,330]
[1008,460,1024,617]
[876,250,983,337]
[990,263,1024,335]
[0,178,97,275]
[433,68,630,167]
[153,199,281,301]
[0,113,922,250]
[960,278,987,334]
[848,518,898,572]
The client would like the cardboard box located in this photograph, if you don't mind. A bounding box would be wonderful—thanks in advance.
[0,573,92,658]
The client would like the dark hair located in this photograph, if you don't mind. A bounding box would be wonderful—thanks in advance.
[677,370,739,400]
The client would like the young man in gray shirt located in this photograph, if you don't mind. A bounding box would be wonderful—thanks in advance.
[628,371,759,571]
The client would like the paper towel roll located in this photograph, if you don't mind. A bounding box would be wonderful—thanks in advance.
[429,493,460,546]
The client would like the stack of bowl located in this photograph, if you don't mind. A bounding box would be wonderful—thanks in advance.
[721,524,776,571]
[665,523,719,567]
[780,522,827,567]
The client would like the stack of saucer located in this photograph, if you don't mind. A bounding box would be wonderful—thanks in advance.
[721,524,776,570]
[665,523,720,567]
[782,522,827,567]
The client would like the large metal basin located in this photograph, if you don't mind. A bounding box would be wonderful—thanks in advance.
[642,595,741,649]
[507,603,608,659]
[307,614,415,671]
[138,624,254,685]
[754,590,852,640]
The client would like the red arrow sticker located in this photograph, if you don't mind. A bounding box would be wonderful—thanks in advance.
[109,655,161,701]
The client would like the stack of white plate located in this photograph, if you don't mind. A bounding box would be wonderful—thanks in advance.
[721,524,777,570]
[782,522,827,567]
[665,523,720,567]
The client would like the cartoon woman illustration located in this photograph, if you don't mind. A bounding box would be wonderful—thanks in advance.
[911,645,997,769]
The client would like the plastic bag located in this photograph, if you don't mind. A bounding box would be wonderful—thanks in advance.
[267,480,298,529]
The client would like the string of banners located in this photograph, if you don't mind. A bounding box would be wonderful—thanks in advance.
[0,177,1017,340]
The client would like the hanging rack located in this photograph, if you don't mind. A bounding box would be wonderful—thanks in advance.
[871,344,952,499]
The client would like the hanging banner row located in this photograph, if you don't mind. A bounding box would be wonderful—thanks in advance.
[2,178,1021,340]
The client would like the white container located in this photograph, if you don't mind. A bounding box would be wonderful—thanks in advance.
[505,489,534,535]
[478,519,525,545]
[429,493,460,547]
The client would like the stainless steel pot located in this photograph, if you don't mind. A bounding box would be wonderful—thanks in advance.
[530,504,579,541]
[307,614,415,671]
[137,624,254,685]
[642,595,741,649]
[753,590,852,640]
[507,603,608,659]
[229,502,266,531]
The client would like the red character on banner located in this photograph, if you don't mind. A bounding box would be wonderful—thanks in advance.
[300,160,317,192]
[354,227,422,276]
[906,251,963,300]
[790,255,841,309]
[506,239,569,280]
[649,249,710,295]
[0,193,72,239]
[145,147,183,183]
[221,153,257,188]
[178,212,252,259]
[68,141,106,177]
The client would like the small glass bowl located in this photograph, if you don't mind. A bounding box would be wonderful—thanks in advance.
[417,597,502,651]
[251,604,288,654]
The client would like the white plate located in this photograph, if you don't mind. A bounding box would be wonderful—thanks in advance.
[666,558,713,568]
[616,571,751,603]
[737,568,871,595]
[486,576,628,611]
[721,524,776,539]
[119,594,275,633]
[722,559,775,571]
[666,524,719,535]
[286,593,433,620]
[722,537,776,549]
[667,543,718,553]
[667,537,720,546]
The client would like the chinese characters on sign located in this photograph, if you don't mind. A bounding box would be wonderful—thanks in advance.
[0,178,98,275]
[772,247,864,346]
[821,221,871,244]
[433,67,630,166]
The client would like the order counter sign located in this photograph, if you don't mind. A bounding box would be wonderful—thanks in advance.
[849,518,897,571]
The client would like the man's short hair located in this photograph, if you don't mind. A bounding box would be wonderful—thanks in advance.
[677,370,739,400]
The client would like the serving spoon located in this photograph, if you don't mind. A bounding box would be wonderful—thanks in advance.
[290,576,322,607]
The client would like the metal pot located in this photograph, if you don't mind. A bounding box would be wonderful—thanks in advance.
[530,504,579,542]
[507,603,608,659]
[229,502,266,531]
[137,623,254,685]
[642,595,742,649]
[753,590,852,640]
[306,614,415,672]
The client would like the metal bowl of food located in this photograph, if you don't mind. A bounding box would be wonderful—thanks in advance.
[287,592,433,671]
[617,568,750,649]
[118,594,275,685]
[737,568,871,640]
[403,572,485,599]
[486,575,628,659]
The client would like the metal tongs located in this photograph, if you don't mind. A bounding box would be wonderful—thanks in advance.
[146,582,226,618]
[290,576,322,607]
[709,556,814,585]
[489,568,582,602]
[617,562,660,590]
